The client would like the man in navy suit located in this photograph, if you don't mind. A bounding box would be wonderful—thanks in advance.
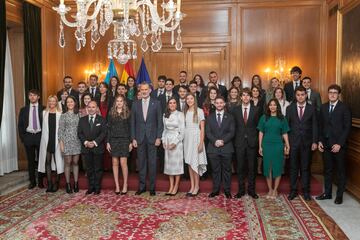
[286,86,318,201]
[232,88,260,199]
[88,74,101,105]
[159,78,178,113]
[18,89,45,189]
[131,83,164,196]
[284,66,302,102]
[316,84,351,204]
[206,96,235,199]
[151,75,167,99]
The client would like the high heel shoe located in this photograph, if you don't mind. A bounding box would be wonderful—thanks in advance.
[66,183,73,194]
[170,190,178,196]
[115,191,120,195]
[191,190,200,197]
[120,191,127,195]
[73,182,79,193]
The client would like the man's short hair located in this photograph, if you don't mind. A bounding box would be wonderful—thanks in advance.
[89,74,98,80]
[158,75,167,81]
[189,80,197,86]
[290,66,302,75]
[302,76,312,82]
[179,70,187,75]
[328,84,341,94]
[215,96,225,102]
[63,76,72,82]
[28,89,40,96]
[78,81,86,86]
[295,85,307,94]
[241,87,252,96]
[209,71,217,76]
[165,78,175,85]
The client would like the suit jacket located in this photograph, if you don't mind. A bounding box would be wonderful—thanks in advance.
[307,89,322,112]
[205,111,235,154]
[130,97,164,144]
[18,104,45,145]
[176,98,187,112]
[56,88,79,103]
[173,84,188,94]
[284,81,302,102]
[78,114,107,154]
[198,88,206,108]
[232,105,260,148]
[286,103,318,147]
[318,101,351,147]
[88,86,101,105]
[150,88,165,99]
[159,92,179,113]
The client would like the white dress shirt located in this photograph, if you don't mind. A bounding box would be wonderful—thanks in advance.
[293,80,301,90]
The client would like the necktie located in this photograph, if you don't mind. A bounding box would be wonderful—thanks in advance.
[32,106,38,130]
[329,104,334,114]
[295,82,299,88]
[143,100,148,121]
[91,88,95,97]
[89,116,94,130]
[158,89,163,97]
[243,107,248,125]
[180,101,184,111]
[299,106,304,120]
[166,95,170,102]
[217,113,222,127]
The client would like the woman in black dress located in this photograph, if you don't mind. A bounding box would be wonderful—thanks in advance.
[251,74,266,99]
[227,86,241,113]
[106,95,132,194]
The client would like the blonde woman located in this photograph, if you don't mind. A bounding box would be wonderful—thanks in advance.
[106,95,132,195]
[184,93,207,196]
[38,95,64,192]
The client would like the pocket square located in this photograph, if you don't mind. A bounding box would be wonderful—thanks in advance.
[96,123,101,126]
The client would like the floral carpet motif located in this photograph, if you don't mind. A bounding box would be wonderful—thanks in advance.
[0,189,347,239]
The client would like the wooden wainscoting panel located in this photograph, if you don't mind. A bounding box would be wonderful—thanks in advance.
[346,127,360,199]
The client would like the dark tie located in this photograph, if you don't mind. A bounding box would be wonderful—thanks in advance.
[91,88,95,97]
[89,116,94,130]
[32,106,38,130]
[217,113,222,127]
[166,95,170,102]
[243,108,248,125]
[299,106,304,120]
[329,104,334,114]
[295,82,299,88]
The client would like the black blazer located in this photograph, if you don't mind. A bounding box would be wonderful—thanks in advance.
[88,87,101,105]
[158,92,179,113]
[56,88,79,103]
[284,81,302,102]
[18,104,45,145]
[232,105,260,148]
[205,111,235,154]
[318,101,352,147]
[176,98,187,112]
[150,88,165,99]
[286,103,318,147]
[307,89,322,112]
[130,97,164,144]
[78,114,107,154]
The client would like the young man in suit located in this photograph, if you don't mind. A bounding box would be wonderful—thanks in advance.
[18,89,45,189]
[232,88,260,199]
[56,76,79,102]
[208,71,228,100]
[286,86,318,201]
[188,80,201,106]
[159,78,178,113]
[173,71,188,93]
[206,96,235,199]
[88,74,101,105]
[176,85,188,112]
[316,84,351,204]
[131,83,164,196]
[151,75,167,99]
[302,77,322,112]
[78,101,107,194]
[284,66,302,102]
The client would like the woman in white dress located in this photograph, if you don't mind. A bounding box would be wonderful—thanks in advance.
[184,93,207,197]
[38,95,64,192]
[162,98,185,196]
[274,87,290,116]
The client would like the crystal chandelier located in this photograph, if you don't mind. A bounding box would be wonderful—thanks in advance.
[53,0,184,64]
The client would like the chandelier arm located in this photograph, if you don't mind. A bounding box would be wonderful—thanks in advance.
[136,0,175,26]
[84,19,96,32]
[162,21,180,32]
[60,14,80,28]
[84,0,105,21]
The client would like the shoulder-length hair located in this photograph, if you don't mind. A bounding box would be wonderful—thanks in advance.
[227,86,241,104]
[251,86,262,100]
[251,74,263,90]
[203,86,219,109]
[64,95,79,114]
[164,97,178,118]
[46,95,62,112]
[273,87,285,99]
[184,93,199,123]
[231,76,243,89]
[265,98,284,120]
[109,95,130,119]
[192,74,205,88]
[99,82,109,102]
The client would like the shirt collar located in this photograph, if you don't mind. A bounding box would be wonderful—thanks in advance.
[297,102,306,108]
[242,103,250,108]
[88,114,96,119]
[30,103,39,107]
[330,100,339,107]
[216,110,224,115]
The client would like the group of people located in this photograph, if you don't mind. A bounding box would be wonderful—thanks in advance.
[18,66,352,204]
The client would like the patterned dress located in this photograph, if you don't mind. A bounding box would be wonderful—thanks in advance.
[162,111,185,175]
[58,112,81,155]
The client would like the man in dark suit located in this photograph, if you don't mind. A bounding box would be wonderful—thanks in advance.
[173,70,188,93]
[302,76,322,112]
[284,66,302,102]
[131,83,164,196]
[159,78,178,113]
[176,85,188,112]
[78,101,107,194]
[316,84,351,204]
[232,88,260,199]
[18,89,45,189]
[286,86,318,201]
[56,76,79,102]
[206,96,235,199]
[150,75,167,99]
[209,71,228,100]
[188,80,201,106]
[88,74,101,105]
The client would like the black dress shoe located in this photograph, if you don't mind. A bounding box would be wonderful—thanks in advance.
[135,189,146,195]
[73,182,79,193]
[208,192,219,198]
[303,194,312,201]
[234,192,245,199]
[28,183,36,189]
[334,196,343,204]
[315,193,332,200]
[150,191,156,196]
[225,192,232,199]
[86,189,94,195]
[248,193,259,199]
[288,192,297,200]
[94,190,101,195]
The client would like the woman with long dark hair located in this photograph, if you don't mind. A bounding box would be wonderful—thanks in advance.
[251,74,266,98]
[109,76,120,98]
[202,87,218,117]
[126,76,137,101]
[257,99,290,199]
[106,95,132,194]
[231,76,243,90]
[274,87,290,116]
[162,97,185,196]
[59,96,81,193]
[227,86,241,112]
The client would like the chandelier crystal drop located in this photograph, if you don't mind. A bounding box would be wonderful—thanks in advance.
[53,0,185,64]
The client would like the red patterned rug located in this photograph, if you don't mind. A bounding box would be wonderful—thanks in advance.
[0,189,347,239]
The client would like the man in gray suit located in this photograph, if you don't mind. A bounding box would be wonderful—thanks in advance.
[131,83,163,196]
[302,77,322,112]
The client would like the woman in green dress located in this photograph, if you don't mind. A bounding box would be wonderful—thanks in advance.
[257,98,290,199]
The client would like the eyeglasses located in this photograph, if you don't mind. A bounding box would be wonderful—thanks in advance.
[328,91,339,94]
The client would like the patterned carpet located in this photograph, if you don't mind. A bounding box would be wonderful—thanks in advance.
[0,189,348,240]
